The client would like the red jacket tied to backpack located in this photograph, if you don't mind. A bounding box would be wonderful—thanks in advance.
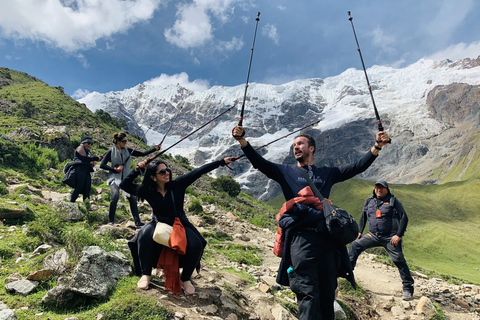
[273,186,324,257]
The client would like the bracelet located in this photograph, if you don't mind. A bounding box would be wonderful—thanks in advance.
[376,140,382,143]
[374,145,382,150]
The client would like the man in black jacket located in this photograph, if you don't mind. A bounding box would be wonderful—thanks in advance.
[232,125,390,320]
[348,180,414,301]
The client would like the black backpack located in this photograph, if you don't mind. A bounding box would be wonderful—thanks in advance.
[62,161,77,188]
[298,168,359,244]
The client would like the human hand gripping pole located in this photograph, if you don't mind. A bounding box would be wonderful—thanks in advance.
[347,11,391,144]
[232,12,261,139]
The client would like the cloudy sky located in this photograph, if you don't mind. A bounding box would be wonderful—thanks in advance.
[0,0,479,99]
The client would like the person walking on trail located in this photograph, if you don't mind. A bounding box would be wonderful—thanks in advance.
[120,156,234,293]
[232,125,391,320]
[348,180,414,301]
[100,132,160,228]
[70,136,103,203]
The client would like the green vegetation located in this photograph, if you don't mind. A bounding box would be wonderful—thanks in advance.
[327,178,480,285]
[211,175,241,197]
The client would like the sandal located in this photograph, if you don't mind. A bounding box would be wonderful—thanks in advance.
[182,280,195,295]
[137,275,151,290]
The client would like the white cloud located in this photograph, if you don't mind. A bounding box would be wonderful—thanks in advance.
[277,5,286,11]
[72,88,91,99]
[0,0,164,52]
[164,4,213,48]
[164,0,244,49]
[262,24,279,45]
[75,53,89,68]
[216,36,244,53]
[423,0,474,41]
[425,41,480,61]
[144,72,210,91]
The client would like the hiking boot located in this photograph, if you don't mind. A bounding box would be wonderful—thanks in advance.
[402,291,413,301]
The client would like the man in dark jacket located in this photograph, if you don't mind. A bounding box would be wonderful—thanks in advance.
[348,180,414,301]
[232,125,390,320]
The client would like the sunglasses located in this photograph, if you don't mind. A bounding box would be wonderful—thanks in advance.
[120,140,127,143]
[375,186,386,190]
[156,169,170,175]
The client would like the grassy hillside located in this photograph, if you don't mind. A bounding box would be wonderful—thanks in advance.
[270,178,480,284]
[0,67,133,152]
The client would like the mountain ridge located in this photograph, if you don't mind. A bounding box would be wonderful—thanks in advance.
[78,56,480,200]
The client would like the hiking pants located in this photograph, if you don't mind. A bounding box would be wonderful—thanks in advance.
[348,233,414,292]
[137,221,204,281]
[288,230,337,320]
[108,182,141,225]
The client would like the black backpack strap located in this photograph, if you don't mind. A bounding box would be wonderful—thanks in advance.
[298,167,324,201]
[170,191,178,217]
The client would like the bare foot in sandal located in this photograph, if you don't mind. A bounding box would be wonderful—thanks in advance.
[182,280,195,295]
[137,275,151,290]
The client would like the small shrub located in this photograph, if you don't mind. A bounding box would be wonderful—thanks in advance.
[0,183,8,195]
[211,175,241,197]
[188,198,203,214]
[432,303,448,320]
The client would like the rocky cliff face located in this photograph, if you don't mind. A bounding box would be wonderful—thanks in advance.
[79,57,480,200]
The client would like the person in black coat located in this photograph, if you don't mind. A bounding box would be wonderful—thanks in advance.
[70,136,103,203]
[120,156,233,293]
[232,125,390,320]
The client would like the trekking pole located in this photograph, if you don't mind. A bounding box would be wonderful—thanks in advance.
[347,11,390,140]
[158,108,181,146]
[233,12,260,138]
[232,120,321,161]
[141,105,236,167]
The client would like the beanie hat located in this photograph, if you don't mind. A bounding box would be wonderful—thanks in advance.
[81,136,93,145]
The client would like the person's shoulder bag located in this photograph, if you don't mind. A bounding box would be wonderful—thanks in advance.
[152,192,187,254]
[298,168,359,244]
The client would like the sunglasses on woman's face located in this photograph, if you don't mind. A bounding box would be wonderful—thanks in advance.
[156,169,170,175]
[120,140,127,143]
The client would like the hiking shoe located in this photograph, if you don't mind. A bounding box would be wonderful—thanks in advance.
[402,291,413,301]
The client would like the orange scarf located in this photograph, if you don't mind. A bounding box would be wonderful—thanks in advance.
[156,217,187,295]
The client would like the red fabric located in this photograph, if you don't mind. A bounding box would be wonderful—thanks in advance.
[157,248,182,295]
[156,217,187,295]
[169,217,187,254]
[273,186,326,257]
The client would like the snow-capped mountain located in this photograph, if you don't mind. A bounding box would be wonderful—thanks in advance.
[79,57,480,200]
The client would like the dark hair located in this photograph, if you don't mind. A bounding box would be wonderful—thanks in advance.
[113,132,127,144]
[137,160,172,201]
[294,134,316,154]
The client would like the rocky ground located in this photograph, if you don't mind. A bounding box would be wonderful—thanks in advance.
[2,186,480,320]
[124,199,480,320]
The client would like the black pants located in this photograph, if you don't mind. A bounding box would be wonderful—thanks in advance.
[349,232,414,292]
[288,230,338,320]
[137,221,204,281]
[71,166,91,203]
[109,182,141,225]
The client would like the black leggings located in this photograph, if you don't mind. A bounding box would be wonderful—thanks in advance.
[137,222,204,281]
[109,182,140,224]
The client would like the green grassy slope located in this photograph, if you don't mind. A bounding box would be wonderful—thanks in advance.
[330,179,480,284]
[0,67,130,147]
